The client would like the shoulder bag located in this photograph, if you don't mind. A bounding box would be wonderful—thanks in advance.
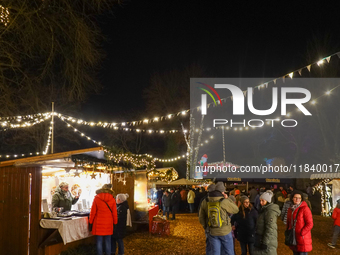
[284,208,300,246]
[89,198,113,231]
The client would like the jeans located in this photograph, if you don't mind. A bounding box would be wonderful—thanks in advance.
[188,203,194,213]
[96,235,111,255]
[172,204,179,219]
[205,232,212,255]
[112,237,124,255]
[240,242,254,255]
[163,206,170,219]
[208,232,234,255]
[332,225,340,245]
[293,253,308,255]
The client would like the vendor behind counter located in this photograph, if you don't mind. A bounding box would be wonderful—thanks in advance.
[52,182,79,211]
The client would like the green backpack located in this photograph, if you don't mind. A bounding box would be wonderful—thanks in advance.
[206,197,225,228]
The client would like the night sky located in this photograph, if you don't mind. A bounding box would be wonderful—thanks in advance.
[75,1,340,177]
[81,1,340,120]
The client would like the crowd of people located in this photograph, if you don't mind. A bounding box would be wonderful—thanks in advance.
[197,183,340,255]
[53,181,340,255]
[155,183,340,255]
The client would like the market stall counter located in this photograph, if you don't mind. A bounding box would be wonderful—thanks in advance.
[40,216,91,245]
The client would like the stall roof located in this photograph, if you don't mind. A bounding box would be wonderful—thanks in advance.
[170,178,197,185]
[0,147,104,168]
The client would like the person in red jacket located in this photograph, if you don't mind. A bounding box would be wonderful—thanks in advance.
[89,184,118,255]
[328,199,340,249]
[287,190,313,255]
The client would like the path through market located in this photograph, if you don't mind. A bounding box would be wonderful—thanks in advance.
[63,213,340,255]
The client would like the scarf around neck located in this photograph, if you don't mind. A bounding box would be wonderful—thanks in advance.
[291,202,302,212]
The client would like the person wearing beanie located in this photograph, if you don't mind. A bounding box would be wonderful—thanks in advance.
[328,199,340,249]
[52,182,79,211]
[112,193,130,255]
[254,190,281,255]
[199,181,239,255]
[287,190,313,254]
[229,195,236,204]
[231,196,258,255]
[89,184,118,255]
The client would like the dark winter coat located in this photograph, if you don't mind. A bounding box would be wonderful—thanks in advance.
[254,203,281,255]
[254,192,264,212]
[281,199,292,225]
[112,200,129,239]
[249,188,258,203]
[52,186,79,211]
[171,191,181,206]
[231,207,258,243]
[162,194,171,207]
[287,201,313,253]
[89,188,118,236]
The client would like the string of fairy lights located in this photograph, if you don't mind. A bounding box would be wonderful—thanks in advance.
[58,110,189,128]
[0,5,9,26]
[1,52,340,159]
[0,113,52,129]
[60,118,188,164]
[43,120,54,155]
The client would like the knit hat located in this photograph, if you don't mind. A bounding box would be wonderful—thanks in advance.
[102,184,113,190]
[215,182,225,193]
[59,182,69,188]
[260,190,273,203]
[235,189,240,195]
[240,195,249,204]
[207,184,216,192]
[116,193,129,203]
[229,195,236,203]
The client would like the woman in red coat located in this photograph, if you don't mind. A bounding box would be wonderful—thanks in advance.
[89,184,118,255]
[328,199,340,248]
[287,190,313,255]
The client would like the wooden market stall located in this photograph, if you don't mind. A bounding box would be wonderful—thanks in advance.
[0,147,119,255]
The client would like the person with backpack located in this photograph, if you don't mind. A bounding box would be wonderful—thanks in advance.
[286,190,313,255]
[199,182,239,255]
[253,190,281,255]
[232,196,258,255]
[328,199,340,249]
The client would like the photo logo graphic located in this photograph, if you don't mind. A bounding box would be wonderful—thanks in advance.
[199,84,312,116]
[197,82,223,115]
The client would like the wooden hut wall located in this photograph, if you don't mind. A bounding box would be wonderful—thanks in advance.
[111,174,135,220]
[0,166,42,255]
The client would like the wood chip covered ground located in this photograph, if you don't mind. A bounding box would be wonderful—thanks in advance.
[62,213,340,255]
